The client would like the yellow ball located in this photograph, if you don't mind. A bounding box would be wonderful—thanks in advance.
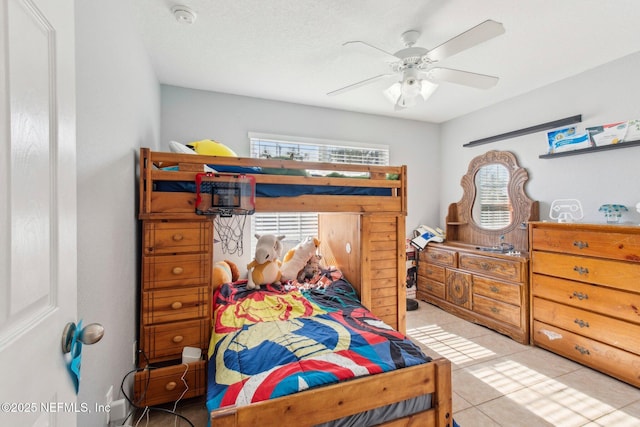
[186,139,237,157]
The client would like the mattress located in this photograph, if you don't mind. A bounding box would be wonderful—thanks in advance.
[207,270,432,424]
[154,180,392,198]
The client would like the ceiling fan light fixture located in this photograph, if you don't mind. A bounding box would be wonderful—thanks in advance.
[383,82,402,105]
[401,78,421,98]
[419,79,438,100]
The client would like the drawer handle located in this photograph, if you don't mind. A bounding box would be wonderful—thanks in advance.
[490,307,500,314]
[572,291,589,301]
[165,381,177,391]
[489,286,500,293]
[172,233,184,241]
[171,301,183,310]
[573,266,589,275]
[574,319,589,328]
[172,335,184,343]
[574,345,590,356]
[172,267,184,275]
[480,262,491,270]
[573,240,589,249]
[426,269,433,275]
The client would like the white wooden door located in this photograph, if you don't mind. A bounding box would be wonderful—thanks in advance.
[0,0,77,425]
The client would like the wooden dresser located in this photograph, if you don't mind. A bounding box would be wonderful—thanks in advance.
[415,151,537,344]
[134,219,211,406]
[417,243,530,344]
[529,222,640,387]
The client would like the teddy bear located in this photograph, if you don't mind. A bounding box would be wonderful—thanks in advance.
[212,259,240,290]
[280,236,320,281]
[297,252,323,282]
[246,234,285,290]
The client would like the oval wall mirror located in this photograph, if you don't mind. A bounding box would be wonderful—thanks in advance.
[446,150,538,252]
[472,163,511,230]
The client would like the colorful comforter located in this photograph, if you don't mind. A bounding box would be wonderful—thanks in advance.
[206,271,430,412]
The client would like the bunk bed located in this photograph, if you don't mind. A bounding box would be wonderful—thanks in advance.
[137,148,453,427]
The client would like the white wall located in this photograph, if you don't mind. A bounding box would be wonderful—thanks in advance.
[441,52,640,227]
[161,86,441,261]
[75,1,160,425]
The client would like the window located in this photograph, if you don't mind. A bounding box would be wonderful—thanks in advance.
[249,133,389,251]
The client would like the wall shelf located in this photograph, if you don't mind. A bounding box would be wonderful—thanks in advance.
[539,139,640,158]
[464,114,582,147]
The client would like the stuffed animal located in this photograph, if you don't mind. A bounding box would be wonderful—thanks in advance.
[298,253,323,282]
[212,260,240,290]
[186,139,238,157]
[246,234,285,289]
[280,236,320,281]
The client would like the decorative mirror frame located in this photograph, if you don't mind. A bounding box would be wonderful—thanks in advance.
[446,150,539,252]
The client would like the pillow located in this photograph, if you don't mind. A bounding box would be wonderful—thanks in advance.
[168,140,196,154]
[186,139,238,157]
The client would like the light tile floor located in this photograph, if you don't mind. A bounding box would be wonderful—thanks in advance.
[406,301,640,427]
[135,300,640,426]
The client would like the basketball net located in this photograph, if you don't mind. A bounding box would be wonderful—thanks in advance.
[214,213,248,255]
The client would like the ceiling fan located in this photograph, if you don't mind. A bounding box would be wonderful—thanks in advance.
[327,20,505,110]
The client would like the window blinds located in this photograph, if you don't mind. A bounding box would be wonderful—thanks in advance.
[249,133,389,251]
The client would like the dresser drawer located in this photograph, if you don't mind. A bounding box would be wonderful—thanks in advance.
[531,227,640,262]
[142,286,210,325]
[144,221,211,255]
[532,297,640,355]
[142,318,209,362]
[418,263,445,283]
[532,273,640,324]
[446,270,472,310]
[418,278,445,299]
[459,253,522,282]
[533,320,640,387]
[474,294,521,327]
[473,276,521,306]
[133,360,206,407]
[420,247,456,267]
[531,251,640,293]
[143,253,211,290]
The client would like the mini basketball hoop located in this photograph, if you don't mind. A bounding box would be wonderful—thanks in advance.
[195,173,256,255]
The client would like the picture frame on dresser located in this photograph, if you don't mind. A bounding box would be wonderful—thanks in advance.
[416,150,539,344]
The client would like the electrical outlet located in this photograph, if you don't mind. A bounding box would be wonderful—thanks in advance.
[109,398,128,423]
[105,385,113,424]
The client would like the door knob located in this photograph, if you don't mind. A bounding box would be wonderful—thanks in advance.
[62,321,104,353]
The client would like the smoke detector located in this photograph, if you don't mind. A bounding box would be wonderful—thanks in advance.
[171,5,197,24]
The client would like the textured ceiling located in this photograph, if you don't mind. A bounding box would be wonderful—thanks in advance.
[132,0,640,123]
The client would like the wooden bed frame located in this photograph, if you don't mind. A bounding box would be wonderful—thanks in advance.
[139,147,408,218]
[137,148,453,427]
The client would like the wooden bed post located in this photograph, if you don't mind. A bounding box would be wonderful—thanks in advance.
[434,358,453,427]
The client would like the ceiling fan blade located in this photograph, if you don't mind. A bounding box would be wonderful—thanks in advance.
[427,19,505,62]
[428,67,499,89]
[342,40,399,61]
[327,73,392,96]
